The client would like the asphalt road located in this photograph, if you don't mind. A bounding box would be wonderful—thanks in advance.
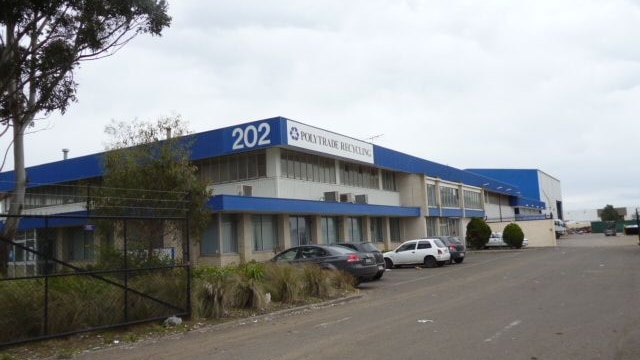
[77,234,640,360]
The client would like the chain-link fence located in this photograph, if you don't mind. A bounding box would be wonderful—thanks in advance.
[0,213,191,347]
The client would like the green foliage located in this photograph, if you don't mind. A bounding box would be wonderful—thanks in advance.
[0,1,172,269]
[192,266,239,319]
[1,1,171,122]
[0,271,188,344]
[263,263,302,304]
[0,279,44,343]
[466,217,492,249]
[92,116,211,259]
[503,223,525,249]
[600,205,621,222]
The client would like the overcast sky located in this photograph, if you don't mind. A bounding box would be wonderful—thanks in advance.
[2,0,640,213]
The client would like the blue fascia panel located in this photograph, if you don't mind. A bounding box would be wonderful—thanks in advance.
[0,154,104,192]
[0,211,90,230]
[0,117,290,192]
[465,209,485,218]
[189,117,288,161]
[440,208,464,217]
[207,195,420,217]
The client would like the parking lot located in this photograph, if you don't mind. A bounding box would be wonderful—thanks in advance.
[77,233,640,360]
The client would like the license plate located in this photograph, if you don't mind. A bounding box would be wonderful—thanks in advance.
[365,258,373,264]
[459,253,464,257]
[378,265,384,271]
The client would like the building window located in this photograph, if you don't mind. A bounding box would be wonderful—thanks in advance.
[253,215,278,251]
[340,163,379,189]
[389,218,401,242]
[290,216,312,246]
[426,217,438,237]
[346,217,363,242]
[440,186,460,207]
[382,170,397,191]
[197,150,267,184]
[222,214,238,253]
[427,184,437,206]
[463,190,482,209]
[67,227,94,261]
[281,149,336,184]
[439,218,460,237]
[320,216,340,244]
[370,217,384,243]
[201,216,220,255]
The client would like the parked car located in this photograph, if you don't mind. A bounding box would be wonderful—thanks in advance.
[486,232,528,248]
[271,245,379,283]
[333,242,385,280]
[432,236,465,264]
[383,239,450,268]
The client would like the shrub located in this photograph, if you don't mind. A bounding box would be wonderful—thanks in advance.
[192,266,239,319]
[0,279,44,343]
[263,263,302,304]
[466,217,492,249]
[300,264,335,299]
[503,223,525,249]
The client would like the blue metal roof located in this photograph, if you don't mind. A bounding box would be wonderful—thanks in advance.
[465,169,542,201]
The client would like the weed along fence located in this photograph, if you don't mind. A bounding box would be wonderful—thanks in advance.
[0,213,191,347]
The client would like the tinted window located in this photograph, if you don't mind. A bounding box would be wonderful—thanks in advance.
[397,242,416,252]
[417,241,432,249]
[301,246,326,258]
[275,248,298,261]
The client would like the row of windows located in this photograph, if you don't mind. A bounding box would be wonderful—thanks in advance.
[282,149,398,191]
[197,151,267,184]
[427,184,483,210]
[425,217,460,237]
[463,190,483,209]
[440,187,460,207]
[22,184,84,209]
[281,149,337,184]
[340,163,379,189]
[200,215,403,255]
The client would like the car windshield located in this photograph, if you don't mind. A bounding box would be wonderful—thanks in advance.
[433,239,445,248]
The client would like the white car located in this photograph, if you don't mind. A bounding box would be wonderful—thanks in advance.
[486,232,528,248]
[383,239,450,268]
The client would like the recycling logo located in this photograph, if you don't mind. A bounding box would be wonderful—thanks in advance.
[289,127,300,140]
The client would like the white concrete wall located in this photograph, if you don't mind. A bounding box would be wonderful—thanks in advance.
[538,170,563,219]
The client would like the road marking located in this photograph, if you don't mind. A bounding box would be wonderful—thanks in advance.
[484,320,522,342]
[315,317,351,328]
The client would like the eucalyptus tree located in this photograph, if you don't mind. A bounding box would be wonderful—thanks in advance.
[0,1,171,271]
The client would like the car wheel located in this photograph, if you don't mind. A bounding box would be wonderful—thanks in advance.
[455,258,464,264]
[384,258,394,269]
[423,256,437,268]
